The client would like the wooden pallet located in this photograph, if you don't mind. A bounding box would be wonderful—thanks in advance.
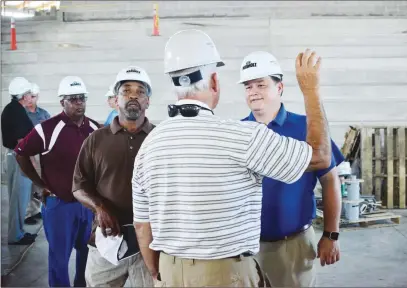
[315,209,401,229]
[359,127,407,208]
[340,212,401,228]
[341,126,360,161]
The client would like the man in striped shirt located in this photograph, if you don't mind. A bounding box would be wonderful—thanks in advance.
[133,29,332,287]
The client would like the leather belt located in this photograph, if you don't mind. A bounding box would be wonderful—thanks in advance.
[227,252,253,259]
[160,251,253,261]
[260,223,311,243]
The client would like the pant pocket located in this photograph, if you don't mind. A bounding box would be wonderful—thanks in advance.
[253,258,271,287]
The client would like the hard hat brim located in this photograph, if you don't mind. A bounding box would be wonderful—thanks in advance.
[237,73,283,84]
[114,80,152,97]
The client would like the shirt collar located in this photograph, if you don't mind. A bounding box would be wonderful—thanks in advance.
[110,116,153,135]
[25,107,38,114]
[175,99,214,115]
[249,103,287,127]
[59,111,89,127]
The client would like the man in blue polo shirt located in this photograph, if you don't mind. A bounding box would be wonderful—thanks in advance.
[239,50,343,287]
[104,85,118,126]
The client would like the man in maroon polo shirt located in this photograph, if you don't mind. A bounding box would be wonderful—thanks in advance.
[15,76,100,287]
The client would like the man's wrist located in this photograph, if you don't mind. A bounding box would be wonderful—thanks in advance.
[322,230,339,241]
[302,88,320,97]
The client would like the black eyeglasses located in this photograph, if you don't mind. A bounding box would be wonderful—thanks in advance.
[63,94,87,103]
[168,104,214,118]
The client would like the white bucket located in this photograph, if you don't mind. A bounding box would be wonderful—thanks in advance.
[345,203,359,221]
[346,175,360,201]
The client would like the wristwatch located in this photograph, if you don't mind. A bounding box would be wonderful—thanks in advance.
[323,231,339,240]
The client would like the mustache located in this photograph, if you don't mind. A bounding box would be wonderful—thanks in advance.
[126,100,140,108]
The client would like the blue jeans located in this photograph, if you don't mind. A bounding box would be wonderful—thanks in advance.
[42,197,93,287]
[6,150,33,243]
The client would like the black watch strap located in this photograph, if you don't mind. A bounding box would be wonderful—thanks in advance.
[323,231,339,240]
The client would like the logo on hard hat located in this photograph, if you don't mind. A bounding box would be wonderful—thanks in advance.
[242,61,257,70]
[179,75,191,87]
[70,81,82,87]
[126,69,141,74]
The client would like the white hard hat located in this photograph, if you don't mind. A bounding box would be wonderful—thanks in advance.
[9,77,32,98]
[58,76,88,97]
[31,83,40,95]
[105,85,115,97]
[164,29,225,74]
[113,66,152,97]
[238,51,283,84]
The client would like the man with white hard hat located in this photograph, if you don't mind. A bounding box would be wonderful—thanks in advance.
[239,51,344,287]
[132,29,332,287]
[25,83,51,125]
[24,82,51,225]
[1,77,37,245]
[103,85,119,126]
[15,76,100,287]
[72,66,154,287]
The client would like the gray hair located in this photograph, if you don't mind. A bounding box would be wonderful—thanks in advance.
[10,90,31,100]
[168,63,218,99]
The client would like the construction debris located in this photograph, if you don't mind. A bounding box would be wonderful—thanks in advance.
[314,126,405,229]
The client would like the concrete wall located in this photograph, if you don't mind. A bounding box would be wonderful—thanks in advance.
[2,1,407,148]
[59,1,407,20]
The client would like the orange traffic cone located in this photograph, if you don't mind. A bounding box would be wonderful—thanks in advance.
[10,17,17,50]
[152,4,160,36]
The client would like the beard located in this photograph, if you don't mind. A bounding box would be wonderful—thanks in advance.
[121,100,141,120]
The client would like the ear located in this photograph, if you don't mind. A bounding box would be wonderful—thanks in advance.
[210,72,219,94]
[278,82,284,96]
[145,97,150,109]
[60,99,65,108]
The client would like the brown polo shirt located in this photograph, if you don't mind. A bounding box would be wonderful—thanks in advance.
[72,116,154,244]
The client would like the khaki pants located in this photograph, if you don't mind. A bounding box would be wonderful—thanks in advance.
[255,226,317,288]
[156,252,268,287]
[85,245,154,287]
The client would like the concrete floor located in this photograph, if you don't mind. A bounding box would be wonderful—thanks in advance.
[1,184,407,287]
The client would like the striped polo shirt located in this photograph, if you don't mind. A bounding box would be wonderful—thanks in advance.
[132,99,312,260]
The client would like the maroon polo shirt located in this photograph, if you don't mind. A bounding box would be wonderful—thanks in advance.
[15,112,100,202]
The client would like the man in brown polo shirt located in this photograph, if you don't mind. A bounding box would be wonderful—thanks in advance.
[72,66,155,287]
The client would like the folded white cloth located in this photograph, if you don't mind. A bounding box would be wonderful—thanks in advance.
[95,226,128,266]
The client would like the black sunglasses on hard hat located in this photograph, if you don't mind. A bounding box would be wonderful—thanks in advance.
[168,104,214,118]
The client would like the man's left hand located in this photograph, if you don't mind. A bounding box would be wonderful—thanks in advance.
[317,236,340,266]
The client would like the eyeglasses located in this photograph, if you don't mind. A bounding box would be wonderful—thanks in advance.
[168,104,214,118]
[119,86,147,98]
[63,95,87,103]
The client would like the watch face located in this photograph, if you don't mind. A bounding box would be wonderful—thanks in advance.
[330,232,339,240]
[324,231,339,240]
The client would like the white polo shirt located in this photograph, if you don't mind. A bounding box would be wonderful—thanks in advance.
[132,99,312,260]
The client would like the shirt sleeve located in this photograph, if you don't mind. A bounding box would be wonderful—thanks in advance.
[132,150,150,223]
[44,110,51,120]
[14,125,45,157]
[316,139,345,178]
[245,123,313,184]
[15,110,34,141]
[72,135,95,193]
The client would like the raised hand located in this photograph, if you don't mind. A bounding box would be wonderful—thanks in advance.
[295,48,322,94]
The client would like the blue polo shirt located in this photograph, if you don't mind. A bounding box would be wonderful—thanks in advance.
[104,109,118,126]
[242,104,344,240]
[26,106,51,126]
